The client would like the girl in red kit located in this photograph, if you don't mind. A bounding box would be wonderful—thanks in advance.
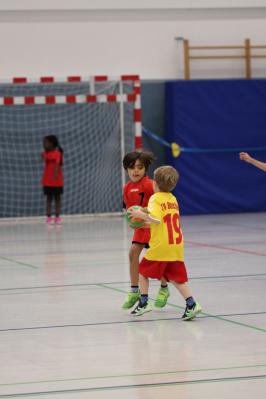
[122,151,168,310]
[42,135,64,225]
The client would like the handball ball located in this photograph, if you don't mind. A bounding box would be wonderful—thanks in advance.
[125,205,145,229]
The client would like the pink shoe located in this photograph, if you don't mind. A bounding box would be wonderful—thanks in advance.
[46,216,54,225]
[55,217,62,225]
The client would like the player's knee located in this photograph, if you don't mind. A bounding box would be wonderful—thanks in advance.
[129,249,137,262]
[129,245,142,261]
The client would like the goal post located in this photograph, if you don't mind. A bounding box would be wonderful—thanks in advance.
[0,75,142,218]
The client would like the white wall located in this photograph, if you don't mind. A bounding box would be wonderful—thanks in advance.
[1,5,266,79]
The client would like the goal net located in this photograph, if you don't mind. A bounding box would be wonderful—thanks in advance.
[0,76,141,217]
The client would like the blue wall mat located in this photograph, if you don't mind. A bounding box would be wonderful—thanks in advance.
[165,80,266,215]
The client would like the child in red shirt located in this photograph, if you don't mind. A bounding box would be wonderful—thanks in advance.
[122,151,169,309]
[42,135,64,225]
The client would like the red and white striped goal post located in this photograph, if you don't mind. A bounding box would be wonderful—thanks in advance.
[0,74,142,149]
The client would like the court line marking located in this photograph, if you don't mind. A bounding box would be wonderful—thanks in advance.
[0,247,125,258]
[1,363,266,388]
[0,311,265,333]
[0,317,181,332]
[0,256,37,269]
[99,284,266,333]
[1,283,266,333]
[1,238,266,260]
[186,240,266,256]
[1,272,266,292]
[0,310,264,333]
[210,220,266,232]
[1,374,266,397]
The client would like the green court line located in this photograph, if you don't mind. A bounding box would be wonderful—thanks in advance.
[1,374,266,397]
[2,271,266,292]
[1,363,266,388]
[0,256,38,269]
[98,284,266,333]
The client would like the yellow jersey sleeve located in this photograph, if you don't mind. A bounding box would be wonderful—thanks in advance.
[148,195,162,222]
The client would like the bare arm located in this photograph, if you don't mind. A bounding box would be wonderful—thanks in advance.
[53,163,60,179]
[239,152,266,172]
[128,208,160,225]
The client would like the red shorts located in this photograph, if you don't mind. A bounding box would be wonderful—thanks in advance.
[139,258,188,284]
[132,228,150,247]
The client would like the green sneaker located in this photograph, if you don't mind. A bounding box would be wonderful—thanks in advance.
[122,291,140,309]
[182,302,202,321]
[131,301,152,316]
[154,287,170,308]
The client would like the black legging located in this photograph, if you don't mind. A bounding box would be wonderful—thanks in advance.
[46,194,61,217]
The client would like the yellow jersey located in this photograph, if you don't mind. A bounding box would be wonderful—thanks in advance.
[145,192,184,262]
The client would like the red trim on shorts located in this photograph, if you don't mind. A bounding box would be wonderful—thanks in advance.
[139,258,188,284]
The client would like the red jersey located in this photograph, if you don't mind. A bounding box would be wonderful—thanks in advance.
[42,149,64,187]
[123,176,154,209]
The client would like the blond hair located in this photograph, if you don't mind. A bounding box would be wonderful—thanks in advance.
[153,166,179,192]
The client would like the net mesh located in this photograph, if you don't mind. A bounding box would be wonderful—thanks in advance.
[0,81,135,217]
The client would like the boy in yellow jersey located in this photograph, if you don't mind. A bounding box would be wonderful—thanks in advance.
[128,165,202,319]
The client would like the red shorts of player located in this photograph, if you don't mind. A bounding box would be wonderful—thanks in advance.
[139,258,188,284]
[132,228,150,248]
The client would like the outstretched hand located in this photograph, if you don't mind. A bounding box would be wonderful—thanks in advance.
[239,152,252,163]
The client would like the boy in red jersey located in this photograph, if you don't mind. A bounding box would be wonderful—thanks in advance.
[122,151,169,309]
[42,135,64,225]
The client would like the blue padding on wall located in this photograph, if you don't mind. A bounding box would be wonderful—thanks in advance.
[165,80,266,214]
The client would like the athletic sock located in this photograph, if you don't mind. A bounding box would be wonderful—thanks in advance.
[131,286,139,293]
[186,296,196,308]
[161,284,168,289]
[140,294,148,306]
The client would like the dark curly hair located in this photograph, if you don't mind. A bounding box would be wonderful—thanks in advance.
[123,150,155,171]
